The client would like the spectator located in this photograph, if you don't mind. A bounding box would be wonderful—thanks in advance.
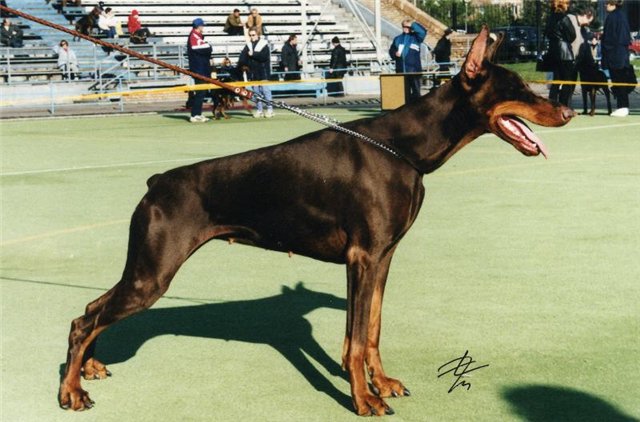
[549,5,594,107]
[187,18,212,123]
[246,8,263,36]
[389,19,427,102]
[281,34,301,81]
[54,39,79,80]
[431,27,453,88]
[327,36,348,97]
[223,9,244,36]
[602,0,632,117]
[127,9,152,44]
[544,0,570,102]
[1,18,23,48]
[239,27,274,118]
[98,7,117,39]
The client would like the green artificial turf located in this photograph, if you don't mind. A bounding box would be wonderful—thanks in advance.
[1,109,639,421]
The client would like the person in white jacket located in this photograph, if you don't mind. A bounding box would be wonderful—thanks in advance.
[98,7,117,39]
[54,40,79,80]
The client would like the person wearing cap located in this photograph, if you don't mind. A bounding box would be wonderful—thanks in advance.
[327,36,348,97]
[431,27,453,88]
[389,19,427,102]
[187,18,213,123]
[127,9,151,43]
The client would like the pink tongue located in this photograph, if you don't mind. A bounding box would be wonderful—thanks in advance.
[510,118,549,159]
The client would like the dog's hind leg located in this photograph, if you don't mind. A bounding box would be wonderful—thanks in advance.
[59,193,215,411]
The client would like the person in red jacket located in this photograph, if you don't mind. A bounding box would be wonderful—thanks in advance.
[127,9,151,44]
[187,18,213,123]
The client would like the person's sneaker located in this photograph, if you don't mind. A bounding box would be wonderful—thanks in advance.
[253,111,264,118]
[264,109,274,118]
[610,107,629,117]
[189,115,209,123]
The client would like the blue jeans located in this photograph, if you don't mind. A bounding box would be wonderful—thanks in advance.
[253,83,272,112]
[103,27,116,38]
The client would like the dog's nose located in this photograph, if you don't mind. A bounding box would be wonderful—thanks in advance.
[561,107,576,121]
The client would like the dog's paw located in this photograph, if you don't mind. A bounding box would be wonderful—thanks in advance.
[59,385,95,411]
[354,393,394,416]
[81,358,112,380]
[371,376,410,399]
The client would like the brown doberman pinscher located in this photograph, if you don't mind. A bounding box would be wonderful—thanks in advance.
[59,27,575,416]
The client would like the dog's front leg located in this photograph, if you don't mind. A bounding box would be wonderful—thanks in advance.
[365,250,410,399]
[344,247,394,416]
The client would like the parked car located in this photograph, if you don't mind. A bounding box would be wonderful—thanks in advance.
[493,26,543,62]
[630,33,640,59]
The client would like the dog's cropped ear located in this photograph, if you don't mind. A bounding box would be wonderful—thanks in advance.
[463,25,489,80]
[485,32,504,63]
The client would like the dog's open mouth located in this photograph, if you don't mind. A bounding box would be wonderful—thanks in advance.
[496,116,549,159]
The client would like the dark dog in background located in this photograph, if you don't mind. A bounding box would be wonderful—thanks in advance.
[73,14,94,41]
[577,43,612,116]
[210,60,253,119]
[59,27,575,416]
[211,92,233,119]
[578,61,612,116]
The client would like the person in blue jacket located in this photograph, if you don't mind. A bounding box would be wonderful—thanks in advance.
[187,18,212,123]
[601,0,631,117]
[389,19,427,102]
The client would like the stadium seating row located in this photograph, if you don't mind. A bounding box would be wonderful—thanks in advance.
[2,0,379,86]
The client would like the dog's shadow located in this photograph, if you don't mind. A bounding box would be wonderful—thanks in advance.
[87,282,352,410]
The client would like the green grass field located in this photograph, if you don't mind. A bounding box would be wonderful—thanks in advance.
[1,109,639,421]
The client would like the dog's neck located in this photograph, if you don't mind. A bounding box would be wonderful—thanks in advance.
[374,78,486,174]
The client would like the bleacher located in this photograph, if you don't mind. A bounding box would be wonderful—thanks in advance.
[69,0,378,68]
[0,9,60,83]
[2,0,381,96]
[0,46,62,83]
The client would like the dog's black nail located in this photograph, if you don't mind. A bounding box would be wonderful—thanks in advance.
[403,388,411,396]
[369,383,380,396]
[106,370,112,377]
[385,406,395,415]
[391,390,398,397]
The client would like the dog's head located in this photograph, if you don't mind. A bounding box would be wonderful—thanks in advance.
[457,26,575,158]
